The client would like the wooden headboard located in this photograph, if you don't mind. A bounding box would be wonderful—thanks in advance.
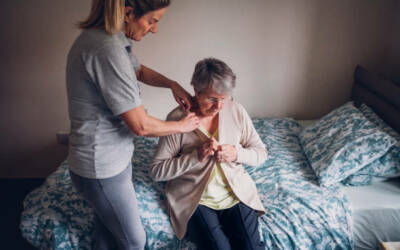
[352,65,400,134]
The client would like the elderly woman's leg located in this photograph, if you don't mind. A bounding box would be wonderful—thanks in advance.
[187,205,231,250]
[220,202,265,250]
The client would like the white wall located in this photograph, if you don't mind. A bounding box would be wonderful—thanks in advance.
[136,0,391,119]
[0,0,397,177]
[0,1,89,177]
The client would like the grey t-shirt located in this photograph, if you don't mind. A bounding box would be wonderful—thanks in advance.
[66,28,141,179]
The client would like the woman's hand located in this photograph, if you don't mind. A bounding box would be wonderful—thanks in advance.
[178,112,200,133]
[215,144,237,163]
[197,138,219,162]
[170,82,193,110]
[135,66,193,109]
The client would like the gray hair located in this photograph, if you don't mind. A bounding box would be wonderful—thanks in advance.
[190,58,236,94]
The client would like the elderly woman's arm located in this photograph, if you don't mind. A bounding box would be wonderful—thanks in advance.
[149,133,203,182]
[235,104,268,167]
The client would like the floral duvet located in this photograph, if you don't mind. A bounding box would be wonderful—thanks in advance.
[20,118,353,249]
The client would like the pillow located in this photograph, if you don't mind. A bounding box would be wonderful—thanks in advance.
[341,104,400,186]
[299,102,396,187]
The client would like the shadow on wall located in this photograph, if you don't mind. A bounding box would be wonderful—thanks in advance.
[297,0,389,119]
[382,0,400,83]
[0,0,87,178]
[0,143,68,178]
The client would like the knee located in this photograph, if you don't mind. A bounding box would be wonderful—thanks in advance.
[121,228,146,250]
[132,228,146,250]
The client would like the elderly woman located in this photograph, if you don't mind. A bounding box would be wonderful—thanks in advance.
[150,58,267,250]
[66,0,199,249]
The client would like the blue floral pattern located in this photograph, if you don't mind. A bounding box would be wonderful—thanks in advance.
[21,118,353,249]
[299,102,396,187]
[342,104,400,186]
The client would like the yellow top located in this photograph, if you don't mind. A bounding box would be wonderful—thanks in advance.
[198,126,240,210]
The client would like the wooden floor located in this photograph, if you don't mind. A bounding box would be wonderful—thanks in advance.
[1,178,45,249]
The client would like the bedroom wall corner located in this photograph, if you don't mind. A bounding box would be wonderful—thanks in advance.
[0,1,90,177]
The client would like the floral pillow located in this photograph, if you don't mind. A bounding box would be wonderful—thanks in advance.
[341,104,400,186]
[299,102,397,187]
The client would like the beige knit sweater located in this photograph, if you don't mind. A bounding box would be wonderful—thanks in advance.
[150,100,267,239]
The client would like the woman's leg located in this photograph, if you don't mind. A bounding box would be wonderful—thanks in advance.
[70,166,146,250]
[220,203,265,250]
[71,172,117,250]
[187,205,231,250]
[92,214,118,250]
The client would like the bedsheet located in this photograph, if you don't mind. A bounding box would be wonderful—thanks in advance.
[341,180,400,250]
[20,118,353,249]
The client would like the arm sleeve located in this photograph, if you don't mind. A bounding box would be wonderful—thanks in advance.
[235,104,268,166]
[88,44,142,115]
[149,134,203,181]
[149,111,204,181]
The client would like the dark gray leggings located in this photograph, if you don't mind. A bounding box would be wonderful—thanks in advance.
[70,165,146,250]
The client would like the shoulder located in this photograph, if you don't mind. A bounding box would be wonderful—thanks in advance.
[224,100,253,130]
[232,100,246,112]
[226,99,248,117]
[166,106,186,121]
[73,29,127,58]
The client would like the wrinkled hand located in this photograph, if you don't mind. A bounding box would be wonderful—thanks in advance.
[215,144,237,163]
[170,82,193,110]
[179,112,200,133]
[197,138,219,162]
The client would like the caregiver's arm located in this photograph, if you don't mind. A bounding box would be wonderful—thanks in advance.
[121,106,198,137]
[149,133,203,182]
[136,65,192,110]
[235,104,268,167]
[149,112,206,181]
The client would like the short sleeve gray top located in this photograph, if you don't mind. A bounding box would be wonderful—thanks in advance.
[66,28,141,179]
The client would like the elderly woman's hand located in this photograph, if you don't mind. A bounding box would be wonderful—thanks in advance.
[197,138,219,162]
[216,144,237,163]
[170,82,193,110]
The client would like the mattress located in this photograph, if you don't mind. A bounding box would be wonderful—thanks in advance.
[340,180,400,250]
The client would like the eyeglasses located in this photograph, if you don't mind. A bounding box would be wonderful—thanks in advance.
[203,96,228,104]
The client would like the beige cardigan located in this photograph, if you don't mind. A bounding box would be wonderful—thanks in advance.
[149,100,267,239]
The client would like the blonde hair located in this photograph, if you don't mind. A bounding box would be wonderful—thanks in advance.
[79,0,124,34]
[79,0,170,35]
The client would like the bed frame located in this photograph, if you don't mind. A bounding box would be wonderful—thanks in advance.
[352,65,400,134]
[349,65,400,250]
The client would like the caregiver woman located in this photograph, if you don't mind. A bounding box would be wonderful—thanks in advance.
[66,0,199,249]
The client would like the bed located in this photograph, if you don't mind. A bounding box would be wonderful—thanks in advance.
[20,66,400,250]
[340,66,400,250]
